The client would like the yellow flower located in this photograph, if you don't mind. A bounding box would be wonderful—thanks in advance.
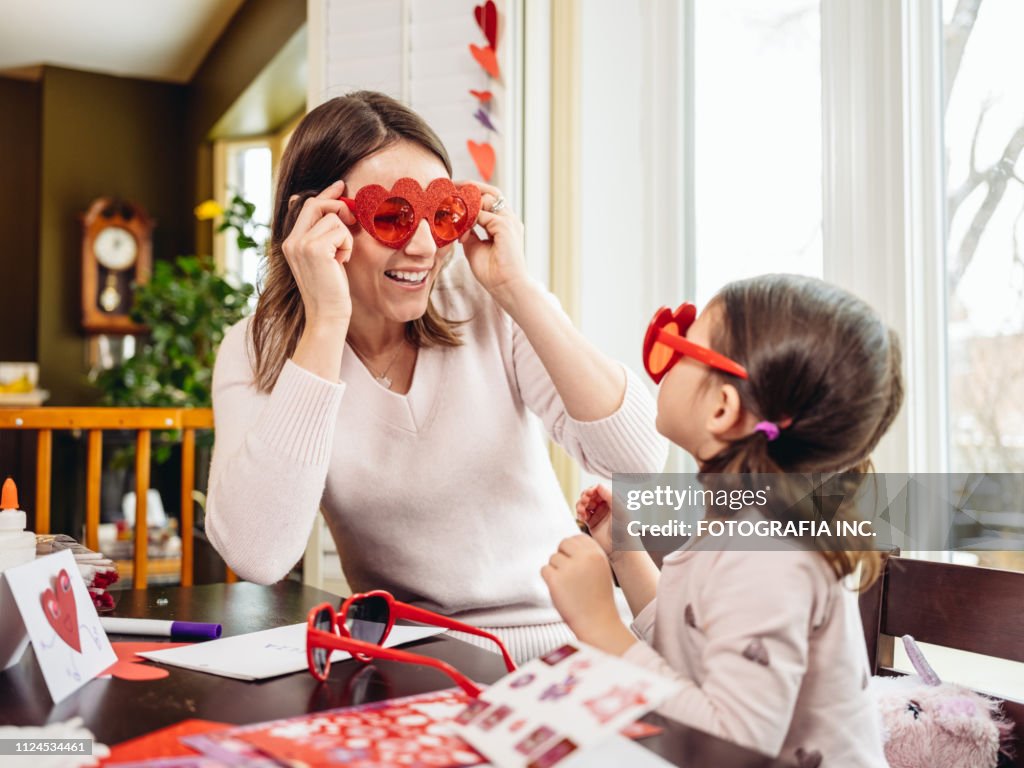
[194,200,225,221]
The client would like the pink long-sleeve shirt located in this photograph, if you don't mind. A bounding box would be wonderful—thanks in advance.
[623,543,888,766]
[205,257,667,627]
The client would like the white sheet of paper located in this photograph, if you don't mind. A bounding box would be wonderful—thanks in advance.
[452,642,680,768]
[560,735,674,768]
[3,549,116,703]
[138,622,445,680]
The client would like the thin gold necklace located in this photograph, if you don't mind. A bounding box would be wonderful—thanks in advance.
[346,337,404,389]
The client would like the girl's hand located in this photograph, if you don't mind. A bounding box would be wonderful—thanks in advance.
[541,535,634,654]
[459,181,529,307]
[281,179,356,328]
[576,485,614,556]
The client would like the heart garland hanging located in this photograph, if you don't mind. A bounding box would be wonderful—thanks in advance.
[467,1,500,181]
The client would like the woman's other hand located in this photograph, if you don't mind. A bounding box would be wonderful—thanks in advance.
[577,484,614,556]
[459,181,529,307]
[282,179,356,329]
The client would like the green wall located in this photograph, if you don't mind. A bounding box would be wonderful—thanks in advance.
[0,77,41,361]
[37,67,189,405]
[1,0,306,400]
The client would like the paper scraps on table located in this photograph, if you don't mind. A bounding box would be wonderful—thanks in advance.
[98,718,229,767]
[100,642,190,682]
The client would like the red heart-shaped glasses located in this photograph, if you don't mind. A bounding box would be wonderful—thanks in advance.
[341,178,482,249]
[643,303,749,383]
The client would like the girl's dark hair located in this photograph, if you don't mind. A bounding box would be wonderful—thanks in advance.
[251,91,463,392]
[699,274,904,586]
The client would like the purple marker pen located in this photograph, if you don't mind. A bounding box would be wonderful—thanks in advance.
[100,617,222,641]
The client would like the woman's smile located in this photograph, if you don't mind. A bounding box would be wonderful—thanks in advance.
[383,267,432,289]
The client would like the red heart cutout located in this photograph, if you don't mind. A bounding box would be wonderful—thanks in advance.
[469,44,501,79]
[467,141,496,182]
[474,1,499,50]
[41,569,81,653]
[469,89,493,103]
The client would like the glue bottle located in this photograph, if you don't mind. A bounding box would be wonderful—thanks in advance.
[0,478,36,573]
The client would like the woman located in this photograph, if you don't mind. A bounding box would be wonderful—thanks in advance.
[206,91,666,661]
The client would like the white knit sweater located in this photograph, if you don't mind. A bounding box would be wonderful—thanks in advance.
[205,257,667,627]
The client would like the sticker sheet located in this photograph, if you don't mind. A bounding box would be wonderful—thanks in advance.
[451,642,679,768]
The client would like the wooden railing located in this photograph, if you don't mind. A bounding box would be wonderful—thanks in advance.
[0,407,234,588]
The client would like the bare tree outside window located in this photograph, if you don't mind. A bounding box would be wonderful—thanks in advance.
[944,0,1024,571]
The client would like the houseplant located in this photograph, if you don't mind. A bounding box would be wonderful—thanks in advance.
[90,193,261,483]
[92,194,261,454]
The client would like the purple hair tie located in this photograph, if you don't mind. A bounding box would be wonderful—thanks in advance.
[754,421,781,441]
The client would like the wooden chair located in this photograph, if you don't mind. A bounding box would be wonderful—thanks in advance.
[860,554,1024,763]
[0,407,235,588]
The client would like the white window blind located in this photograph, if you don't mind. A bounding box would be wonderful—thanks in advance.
[313,0,517,190]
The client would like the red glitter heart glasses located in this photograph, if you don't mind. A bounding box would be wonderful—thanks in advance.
[643,303,749,383]
[340,178,482,248]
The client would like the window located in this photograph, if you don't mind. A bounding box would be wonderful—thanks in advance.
[944,0,1024,476]
[694,0,823,303]
[217,141,273,292]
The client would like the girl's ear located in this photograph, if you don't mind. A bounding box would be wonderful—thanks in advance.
[705,383,752,438]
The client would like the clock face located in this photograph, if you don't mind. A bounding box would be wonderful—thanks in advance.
[93,226,139,271]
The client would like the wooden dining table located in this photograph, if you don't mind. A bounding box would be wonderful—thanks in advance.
[0,581,792,766]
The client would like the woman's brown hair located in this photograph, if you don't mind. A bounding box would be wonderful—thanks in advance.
[251,91,463,392]
[698,274,904,588]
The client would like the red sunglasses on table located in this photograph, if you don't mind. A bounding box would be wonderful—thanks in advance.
[643,303,749,384]
[306,590,516,698]
[340,177,482,249]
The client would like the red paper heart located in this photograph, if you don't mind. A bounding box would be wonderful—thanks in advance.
[469,89,493,103]
[474,1,499,50]
[467,141,496,182]
[41,569,81,653]
[469,44,501,79]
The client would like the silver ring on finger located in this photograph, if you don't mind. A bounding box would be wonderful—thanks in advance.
[489,196,507,214]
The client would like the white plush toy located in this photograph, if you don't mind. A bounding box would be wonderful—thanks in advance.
[870,635,1014,768]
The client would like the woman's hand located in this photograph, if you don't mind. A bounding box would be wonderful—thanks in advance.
[541,535,636,655]
[459,181,530,308]
[577,485,614,556]
[281,179,356,329]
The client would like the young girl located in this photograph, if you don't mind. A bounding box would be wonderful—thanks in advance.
[542,274,903,766]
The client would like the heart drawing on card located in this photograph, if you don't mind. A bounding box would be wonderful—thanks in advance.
[467,141,496,182]
[474,0,499,50]
[469,44,501,79]
[40,569,81,653]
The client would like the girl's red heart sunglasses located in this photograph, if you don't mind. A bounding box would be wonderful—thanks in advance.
[340,178,482,248]
[306,589,516,698]
[643,303,749,383]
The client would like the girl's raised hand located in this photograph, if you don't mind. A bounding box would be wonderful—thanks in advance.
[458,181,529,306]
[576,484,613,556]
[281,179,356,328]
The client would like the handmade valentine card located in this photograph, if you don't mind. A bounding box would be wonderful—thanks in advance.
[3,549,116,702]
[452,642,679,768]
